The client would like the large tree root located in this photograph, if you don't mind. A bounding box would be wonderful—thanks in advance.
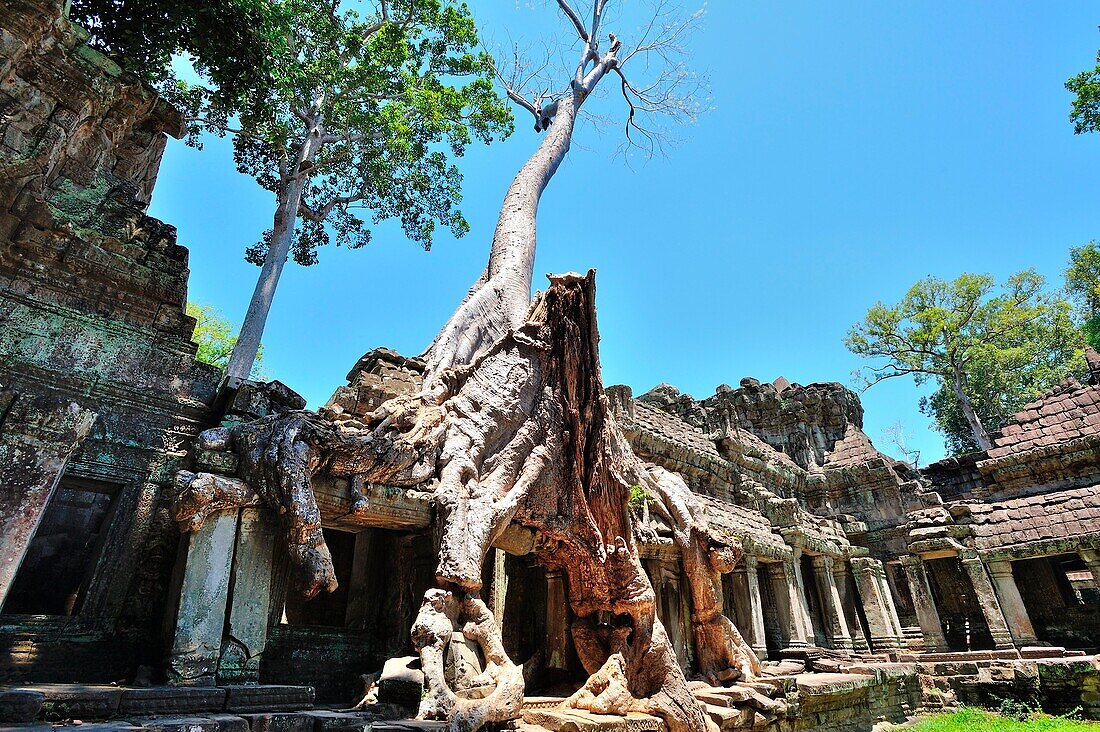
[174,271,756,732]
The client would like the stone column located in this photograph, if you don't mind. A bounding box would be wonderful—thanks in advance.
[782,554,811,648]
[985,559,1037,647]
[0,393,96,606]
[762,561,797,647]
[811,555,853,651]
[1079,549,1100,592]
[218,507,277,683]
[853,557,904,652]
[489,548,508,628]
[960,551,1015,650]
[345,529,375,629]
[731,556,768,660]
[545,569,569,669]
[168,509,238,685]
[834,561,869,652]
[898,555,947,653]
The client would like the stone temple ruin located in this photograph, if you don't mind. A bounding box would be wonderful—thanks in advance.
[1,3,1099,730]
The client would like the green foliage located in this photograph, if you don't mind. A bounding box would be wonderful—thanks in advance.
[186,0,514,265]
[1066,242,1100,348]
[628,484,653,510]
[187,302,264,378]
[913,707,1097,732]
[847,271,1085,454]
[1066,52,1100,135]
[68,0,285,112]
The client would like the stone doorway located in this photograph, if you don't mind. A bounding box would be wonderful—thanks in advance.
[925,556,994,651]
[2,476,121,617]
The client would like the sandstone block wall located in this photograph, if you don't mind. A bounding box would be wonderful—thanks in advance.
[0,0,220,682]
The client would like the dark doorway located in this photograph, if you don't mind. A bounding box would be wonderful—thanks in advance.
[3,477,120,616]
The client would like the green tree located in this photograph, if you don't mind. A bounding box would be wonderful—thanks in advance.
[187,302,264,378]
[176,0,514,387]
[1066,51,1100,134]
[68,0,284,112]
[1066,241,1100,347]
[846,271,1085,453]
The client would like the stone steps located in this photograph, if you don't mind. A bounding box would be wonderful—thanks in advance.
[0,685,315,726]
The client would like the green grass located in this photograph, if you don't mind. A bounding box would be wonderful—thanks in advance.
[913,707,1100,732]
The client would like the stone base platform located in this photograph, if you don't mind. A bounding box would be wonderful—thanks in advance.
[0,684,315,727]
[6,659,1096,732]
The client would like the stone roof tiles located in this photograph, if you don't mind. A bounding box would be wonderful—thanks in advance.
[988,379,1100,460]
[968,484,1100,551]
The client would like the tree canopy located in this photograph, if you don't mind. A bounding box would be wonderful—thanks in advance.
[846,271,1085,453]
[68,0,285,112]
[187,302,264,378]
[1066,241,1100,348]
[1067,50,1100,135]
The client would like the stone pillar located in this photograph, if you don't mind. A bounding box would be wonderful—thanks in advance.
[811,555,853,651]
[898,555,947,653]
[960,551,1015,650]
[762,561,798,647]
[168,510,238,685]
[834,561,869,652]
[218,507,277,683]
[986,559,1037,647]
[783,554,809,647]
[1079,549,1100,592]
[489,548,508,628]
[731,556,768,660]
[345,529,375,629]
[0,393,96,607]
[545,569,569,669]
[852,557,903,652]
[787,546,815,647]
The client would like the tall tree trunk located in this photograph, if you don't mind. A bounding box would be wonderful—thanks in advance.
[224,125,323,388]
[951,367,992,451]
[424,96,578,379]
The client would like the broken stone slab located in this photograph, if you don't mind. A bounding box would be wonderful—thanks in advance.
[1020,646,1065,659]
[0,689,45,722]
[207,714,252,732]
[701,703,753,731]
[222,686,314,713]
[377,657,424,708]
[118,686,226,715]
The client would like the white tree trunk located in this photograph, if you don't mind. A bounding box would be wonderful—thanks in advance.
[951,367,992,451]
[424,96,578,378]
[224,124,323,388]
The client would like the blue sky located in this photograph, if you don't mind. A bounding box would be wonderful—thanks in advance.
[149,1,1098,466]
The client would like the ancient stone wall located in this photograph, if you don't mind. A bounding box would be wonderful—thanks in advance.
[0,0,220,682]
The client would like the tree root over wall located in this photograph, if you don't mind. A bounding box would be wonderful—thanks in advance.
[174,271,759,732]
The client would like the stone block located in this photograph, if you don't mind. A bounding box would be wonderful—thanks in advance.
[119,687,226,715]
[127,717,220,732]
[222,686,314,713]
[34,684,124,720]
[239,712,315,732]
[0,689,45,722]
[208,714,251,732]
[298,710,371,731]
[377,657,423,708]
